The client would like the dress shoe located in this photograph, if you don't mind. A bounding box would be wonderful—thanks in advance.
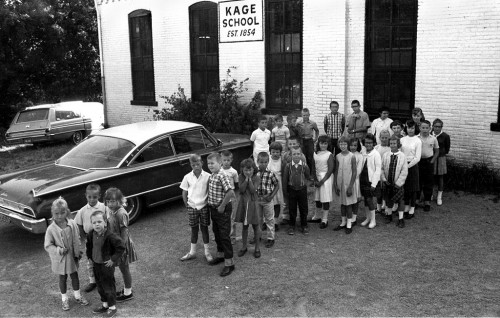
[254,250,261,258]
[220,265,235,277]
[208,257,224,266]
[237,249,247,257]
[319,222,328,229]
[180,253,196,261]
[333,224,346,231]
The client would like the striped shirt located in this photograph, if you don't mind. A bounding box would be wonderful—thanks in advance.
[257,168,279,196]
[324,112,345,139]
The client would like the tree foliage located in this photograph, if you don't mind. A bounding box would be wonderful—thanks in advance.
[0,0,101,129]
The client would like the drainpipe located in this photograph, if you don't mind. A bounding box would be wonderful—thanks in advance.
[94,0,108,127]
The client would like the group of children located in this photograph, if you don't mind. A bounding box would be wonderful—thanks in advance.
[44,184,137,317]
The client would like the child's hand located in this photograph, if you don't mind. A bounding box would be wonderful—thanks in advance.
[104,259,114,267]
[61,248,69,256]
[217,205,225,213]
[346,186,353,197]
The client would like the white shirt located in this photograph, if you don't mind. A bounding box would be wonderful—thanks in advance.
[75,201,106,234]
[370,118,393,145]
[180,170,211,210]
[250,128,271,153]
[221,166,238,202]
[400,135,422,168]
[361,149,382,188]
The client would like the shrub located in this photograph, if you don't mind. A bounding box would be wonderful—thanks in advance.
[445,158,500,194]
[154,87,207,124]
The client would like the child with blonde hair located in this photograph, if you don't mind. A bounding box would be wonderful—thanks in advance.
[311,135,335,228]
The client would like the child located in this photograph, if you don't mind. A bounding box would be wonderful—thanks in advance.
[206,152,236,277]
[370,107,393,145]
[381,136,408,228]
[374,130,392,213]
[250,116,271,163]
[268,142,285,232]
[298,108,319,178]
[256,152,280,248]
[282,146,311,235]
[432,118,451,206]
[45,197,88,311]
[333,136,357,234]
[346,100,371,140]
[286,113,303,146]
[311,135,335,229]
[220,150,239,244]
[234,159,262,258]
[179,154,213,262]
[75,183,106,293]
[324,100,345,155]
[411,107,425,134]
[400,120,422,219]
[390,120,405,138]
[87,210,125,317]
[349,137,363,226]
[271,114,290,151]
[104,187,138,302]
[418,120,439,211]
[359,134,382,229]
[282,136,307,164]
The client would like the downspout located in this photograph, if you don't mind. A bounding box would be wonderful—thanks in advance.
[94,0,108,127]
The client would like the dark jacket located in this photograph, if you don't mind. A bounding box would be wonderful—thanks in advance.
[86,228,125,264]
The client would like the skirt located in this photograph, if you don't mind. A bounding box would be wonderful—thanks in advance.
[360,182,381,199]
[434,156,447,175]
[385,185,405,203]
[404,164,420,192]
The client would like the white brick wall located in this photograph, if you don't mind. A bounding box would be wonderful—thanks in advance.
[415,0,500,167]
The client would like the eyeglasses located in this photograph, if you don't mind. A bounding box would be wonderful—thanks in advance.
[433,125,442,128]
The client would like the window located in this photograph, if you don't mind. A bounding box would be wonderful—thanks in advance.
[131,137,174,164]
[265,0,302,112]
[364,0,417,119]
[129,10,157,106]
[55,110,80,121]
[171,130,209,154]
[16,109,49,123]
[189,2,219,102]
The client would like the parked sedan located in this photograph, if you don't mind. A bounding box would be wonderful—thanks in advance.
[0,121,252,233]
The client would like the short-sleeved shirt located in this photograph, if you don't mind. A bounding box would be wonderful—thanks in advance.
[370,118,394,145]
[92,230,106,264]
[298,120,318,140]
[250,128,271,153]
[257,168,279,196]
[419,134,439,159]
[324,112,345,139]
[347,110,371,139]
[180,170,211,210]
[75,201,106,234]
[208,170,233,207]
[106,207,129,237]
[222,167,238,202]
[271,126,290,149]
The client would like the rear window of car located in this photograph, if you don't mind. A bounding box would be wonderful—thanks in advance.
[16,109,49,123]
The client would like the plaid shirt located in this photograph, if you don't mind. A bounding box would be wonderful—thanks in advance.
[388,153,398,185]
[257,168,279,196]
[324,112,345,139]
[208,170,233,207]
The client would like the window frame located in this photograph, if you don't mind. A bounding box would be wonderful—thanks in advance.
[128,9,157,106]
[129,135,175,165]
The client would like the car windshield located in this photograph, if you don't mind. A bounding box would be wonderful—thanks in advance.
[57,136,135,169]
[16,109,49,123]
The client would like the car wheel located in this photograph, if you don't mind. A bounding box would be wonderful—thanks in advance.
[71,131,83,145]
[125,196,142,224]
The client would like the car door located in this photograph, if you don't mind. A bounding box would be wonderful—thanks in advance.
[52,110,84,140]
[170,128,217,175]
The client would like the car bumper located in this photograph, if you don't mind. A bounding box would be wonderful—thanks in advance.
[0,207,48,234]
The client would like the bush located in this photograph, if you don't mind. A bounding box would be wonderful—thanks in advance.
[445,158,500,194]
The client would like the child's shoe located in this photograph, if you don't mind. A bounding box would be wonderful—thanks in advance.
[287,227,295,235]
[265,239,275,248]
[237,248,247,257]
[93,306,108,314]
[105,308,117,318]
[384,214,392,224]
[75,295,89,306]
[397,219,405,228]
[62,299,70,311]
[205,253,214,263]
[332,224,345,231]
[319,222,328,229]
[116,292,134,302]
[424,204,431,212]
[345,227,352,234]
[254,250,261,258]
[302,226,309,235]
[405,213,415,220]
[437,191,443,206]
[180,253,196,261]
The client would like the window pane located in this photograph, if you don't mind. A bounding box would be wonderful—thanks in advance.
[172,130,206,154]
[133,137,174,164]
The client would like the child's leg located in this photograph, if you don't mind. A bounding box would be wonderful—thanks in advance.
[351,202,358,222]
[118,262,132,291]
[339,205,347,226]
[312,201,323,221]
[288,188,298,229]
[437,175,444,205]
[69,271,87,304]
[86,256,96,286]
[94,263,116,309]
[396,197,406,228]
[230,199,238,240]
[241,224,249,249]
[252,224,261,251]
[297,187,309,228]
[346,205,353,228]
[191,225,199,244]
[209,206,224,259]
[263,201,275,242]
[200,224,212,261]
[321,202,329,225]
[273,204,280,230]
[59,274,68,298]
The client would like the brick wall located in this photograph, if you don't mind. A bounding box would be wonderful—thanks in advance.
[415,0,500,167]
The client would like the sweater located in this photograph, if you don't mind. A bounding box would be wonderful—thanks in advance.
[86,229,125,265]
[380,151,408,188]
[44,218,81,274]
[361,148,382,188]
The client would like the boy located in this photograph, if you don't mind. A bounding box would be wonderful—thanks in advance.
[87,210,125,318]
[374,130,391,213]
[286,113,303,146]
[298,108,319,178]
[346,100,371,140]
[220,150,239,245]
[370,107,393,145]
[282,136,307,164]
[250,116,271,163]
[324,100,345,155]
[75,183,106,292]
[390,120,404,138]
[282,146,311,235]
[206,152,236,277]
[418,120,439,211]
[271,114,290,151]
[179,154,213,262]
[256,152,280,248]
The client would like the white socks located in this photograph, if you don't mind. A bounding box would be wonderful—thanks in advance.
[404,205,410,213]
[352,214,357,222]
[437,191,443,205]
[204,244,210,254]
[103,302,108,308]
[361,212,371,226]
[368,210,376,229]
[312,209,322,220]
[398,211,404,219]
[409,207,415,215]
[346,218,352,229]
[340,216,346,227]
[124,288,132,296]
[73,290,81,299]
[189,243,196,255]
[322,210,329,223]
[61,293,68,301]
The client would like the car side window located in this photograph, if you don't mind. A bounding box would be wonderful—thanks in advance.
[171,130,206,154]
[131,137,174,164]
[55,110,80,121]
[201,129,215,148]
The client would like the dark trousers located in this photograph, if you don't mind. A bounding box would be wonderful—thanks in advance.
[329,138,340,156]
[302,138,315,176]
[288,186,308,228]
[209,203,233,260]
[419,157,434,201]
[94,263,116,306]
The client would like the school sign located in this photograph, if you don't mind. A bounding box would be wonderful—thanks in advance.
[219,0,263,43]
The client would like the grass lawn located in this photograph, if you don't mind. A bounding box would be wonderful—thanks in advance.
[0,143,74,173]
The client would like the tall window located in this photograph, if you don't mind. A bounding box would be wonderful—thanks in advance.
[190,2,219,102]
[265,0,302,112]
[129,10,157,106]
[364,0,417,119]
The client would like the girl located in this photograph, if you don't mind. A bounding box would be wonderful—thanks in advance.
[349,137,363,226]
[268,142,285,231]
[104,187,138,302]
[360,134,382,229]
[411,107,425,134]
[375,129,392,213]
[234,158,262,258]
[432,118,451,206]
[333,136,358,234]
[44,197,88,311]
[400,120,422,219]
[312,135,335,229]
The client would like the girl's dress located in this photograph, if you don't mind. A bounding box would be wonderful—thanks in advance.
[44,218,81,275]
[314,150,334,203]
[107,207,138,264]
[234,174,261,225]
[352,151,364,201]
[335,152,358,205]
[400,135,421,192]
[268,157,284,207]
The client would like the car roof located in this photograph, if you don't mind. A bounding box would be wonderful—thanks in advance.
[25,101,84,110]
[93,121,203,145]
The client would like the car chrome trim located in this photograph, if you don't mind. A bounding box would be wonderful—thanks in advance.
[54,163,89,171]
[125,182,182,198]
[147,195,182,207]
[0,198,36,218]
[0,207,47,234]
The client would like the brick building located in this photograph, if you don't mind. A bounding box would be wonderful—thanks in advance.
[95,0,500,168]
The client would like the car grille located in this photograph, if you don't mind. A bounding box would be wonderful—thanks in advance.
[0,198,36,218]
